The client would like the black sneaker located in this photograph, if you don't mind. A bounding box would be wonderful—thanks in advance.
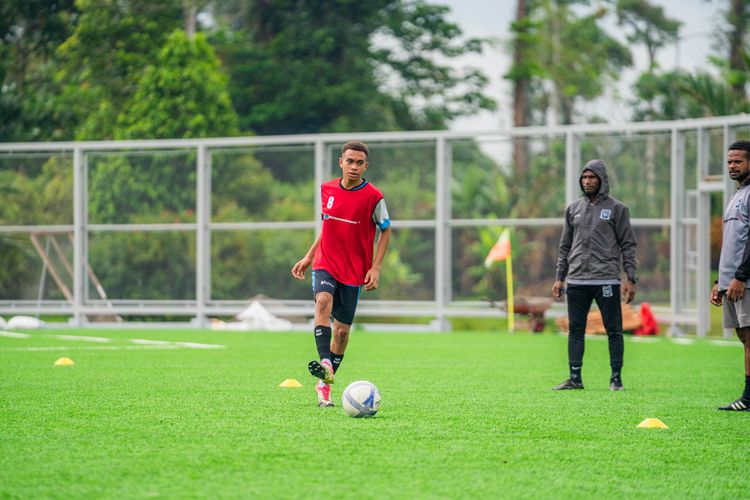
[308,360,335,384]
[718,398,750,411]
[609,379,624,391]
[553,379,584,390]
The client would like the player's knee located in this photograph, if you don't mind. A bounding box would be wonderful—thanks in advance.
[315,292,333,309]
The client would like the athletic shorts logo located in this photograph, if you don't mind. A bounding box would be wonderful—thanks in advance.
[320,280,334,288]
[599,209,611,220]
[602,285,613,297]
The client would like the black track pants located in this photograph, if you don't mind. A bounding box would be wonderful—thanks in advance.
[566,284,624,369]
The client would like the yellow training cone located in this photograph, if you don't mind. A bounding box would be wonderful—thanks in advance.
[637,418,668,429]
[278,379,302,388]
[54,357,75,366]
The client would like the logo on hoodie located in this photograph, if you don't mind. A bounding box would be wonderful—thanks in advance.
[599,209,611,220]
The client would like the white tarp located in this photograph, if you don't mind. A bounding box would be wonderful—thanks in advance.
[211,300,292,331]
[7,316,46,330]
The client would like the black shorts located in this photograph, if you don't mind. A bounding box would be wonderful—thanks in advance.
[312,269,362,325]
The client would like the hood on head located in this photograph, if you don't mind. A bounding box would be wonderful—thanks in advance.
[579,159,610,197]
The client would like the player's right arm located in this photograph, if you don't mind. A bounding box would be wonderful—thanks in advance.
[291,232,322,280]
[553,206,573,299]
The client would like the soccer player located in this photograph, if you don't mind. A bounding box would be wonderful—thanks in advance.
[552,159,638,391]
[291,140,391,407]
[711,140,750,411]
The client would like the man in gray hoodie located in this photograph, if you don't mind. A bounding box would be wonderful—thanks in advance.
[552,159,638,391]
[710,140,750,411]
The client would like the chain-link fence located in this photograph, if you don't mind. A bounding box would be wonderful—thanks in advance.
[1,115,747,333]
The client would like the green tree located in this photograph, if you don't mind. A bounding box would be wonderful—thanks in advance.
[631,70,695,120]
[84,28,249,303]
[724,0,750,100]
[505,0,632,126]
[614,0,680,72]
[115,30,238,139]
[0,0,78,141]
[679,70,749,116]
[88,29,241,224]
[209,0,495,134]
[57,0,183,139]
[612,0,681,220]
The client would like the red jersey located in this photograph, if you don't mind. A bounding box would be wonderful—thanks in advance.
[313,178,390,286]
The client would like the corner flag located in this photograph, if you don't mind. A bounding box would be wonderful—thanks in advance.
[484,228,514,332]
[484,229,511,267]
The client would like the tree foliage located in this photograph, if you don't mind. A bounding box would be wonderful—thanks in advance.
[115,30,239,140]
[0,0,78,141]
[208,0,495,134]
[614,0,680,71]
[506,0,632,125]
[57,0,183,139]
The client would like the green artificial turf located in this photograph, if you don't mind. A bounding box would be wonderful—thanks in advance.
[0,329,746,498]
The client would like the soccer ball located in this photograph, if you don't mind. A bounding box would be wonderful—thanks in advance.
[341,380,381,418]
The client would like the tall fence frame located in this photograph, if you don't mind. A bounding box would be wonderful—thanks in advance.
[1,115,747,335]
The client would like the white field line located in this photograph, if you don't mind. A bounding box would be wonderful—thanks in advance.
[0,331,32,338]
[172,341,224,350]
[130,338,174,346]
[670,337,695,345]
[45,334,112,343]
[0,332,224,350]
[709,339,741,347]
[0,345,184,352]
[128,339,224,349]
[629,336,660,343]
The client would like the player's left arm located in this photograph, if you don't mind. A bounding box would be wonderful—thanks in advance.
[724,199,750,301]
[615,204,638,303]
[727,222,750,301]
[365,199,391,291]
[365,226,391,291]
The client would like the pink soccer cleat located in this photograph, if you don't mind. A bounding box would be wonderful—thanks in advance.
[315,380,333,407]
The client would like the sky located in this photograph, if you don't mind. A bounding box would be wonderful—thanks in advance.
[437,0,723,131]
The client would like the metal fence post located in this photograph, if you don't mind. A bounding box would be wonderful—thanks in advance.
[565,132,579,206]
[696,128,710,337]
[195,144,210,328]
[434,136,450,329]
[72,147,85,326]
[315,140,326,234]
[669,129,685,336]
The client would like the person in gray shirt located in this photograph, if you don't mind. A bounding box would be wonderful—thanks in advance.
[711,140,750,411]
[552,159,638,391]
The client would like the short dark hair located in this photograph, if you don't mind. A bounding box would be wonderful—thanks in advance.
[341,140,369,158]
[729,140,750,158]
